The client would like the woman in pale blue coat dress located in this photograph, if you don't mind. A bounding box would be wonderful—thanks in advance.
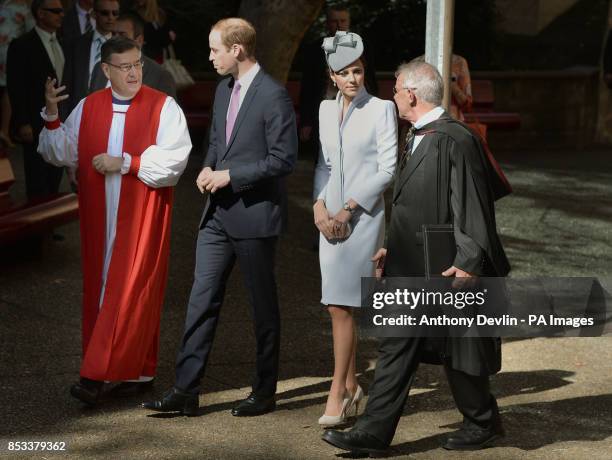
[313,31,397,427]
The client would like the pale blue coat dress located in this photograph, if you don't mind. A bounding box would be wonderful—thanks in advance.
[314,87,397,307]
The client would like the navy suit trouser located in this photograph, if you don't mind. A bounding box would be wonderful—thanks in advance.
[175,211,280,397]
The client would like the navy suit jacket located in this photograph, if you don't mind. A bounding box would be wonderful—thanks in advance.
[62,30,94,115]
[202,69,297,239]
[60,5,83,44]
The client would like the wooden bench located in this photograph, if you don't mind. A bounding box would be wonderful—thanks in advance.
[0,149,79,245]
[464,80,520,129]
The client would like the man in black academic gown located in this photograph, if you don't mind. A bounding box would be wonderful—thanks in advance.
[322,60,511,455]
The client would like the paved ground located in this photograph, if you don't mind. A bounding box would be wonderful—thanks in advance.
[0,144,611,459]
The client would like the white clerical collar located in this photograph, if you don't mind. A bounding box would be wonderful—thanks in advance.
[236,62,260,92]
[111,89,133,101]
[414,106,444,129]
[35,25,56,43]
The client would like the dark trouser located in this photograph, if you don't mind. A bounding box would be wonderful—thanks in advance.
[354,337,499,446]
[22,142,63,200]
[175,212,280,396]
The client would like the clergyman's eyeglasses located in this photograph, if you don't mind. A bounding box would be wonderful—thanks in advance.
[105,60,144,73]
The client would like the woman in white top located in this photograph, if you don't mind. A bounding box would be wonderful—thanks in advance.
[313,31,397,426]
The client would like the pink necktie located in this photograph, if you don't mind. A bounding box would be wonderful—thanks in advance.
[226,81,241,144]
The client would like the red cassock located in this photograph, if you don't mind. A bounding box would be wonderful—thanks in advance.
[77,87,172,381]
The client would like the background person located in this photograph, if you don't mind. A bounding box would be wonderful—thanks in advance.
[0,0,34,147]
[131,0,174,63]
[6,0,64,200]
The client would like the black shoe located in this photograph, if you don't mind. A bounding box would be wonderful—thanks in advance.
[322,429,388,456]
[141,387,198,416]
[443,424,505,450]
[108,380,154,398]
[70,378,103,406]
[230,393,275,417]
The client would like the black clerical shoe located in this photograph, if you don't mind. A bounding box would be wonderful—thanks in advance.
[141,387,199,416]
[443,423,505,450]
[230,393,276,417]
[108,380,155,398]
[321,429,388,456]
[70,378,104,406]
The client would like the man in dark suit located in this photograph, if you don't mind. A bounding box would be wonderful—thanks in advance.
[143,18,297,417]
[89,12,175,98]
[62,0,118,114]
[6,0,65,200]
[322,61,510,455]
[60,0,94,44]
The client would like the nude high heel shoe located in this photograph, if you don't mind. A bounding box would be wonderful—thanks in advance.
[318,393,350,427]
[346,385,364,417]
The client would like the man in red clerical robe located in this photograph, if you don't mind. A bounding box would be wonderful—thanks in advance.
[38,36,192,405]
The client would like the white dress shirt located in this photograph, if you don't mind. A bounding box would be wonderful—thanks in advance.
[89,30,110,81]
[411,106,445,153]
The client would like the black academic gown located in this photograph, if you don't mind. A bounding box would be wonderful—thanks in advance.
[385,113,510,376]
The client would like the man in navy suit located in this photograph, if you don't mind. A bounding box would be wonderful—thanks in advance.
[60,0,94,44]
[143,17,297,417]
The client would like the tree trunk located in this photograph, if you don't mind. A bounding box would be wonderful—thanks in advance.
[596,0,612,144]
[239,0,325,83]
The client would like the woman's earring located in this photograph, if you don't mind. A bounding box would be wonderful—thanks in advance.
[333,81,337,87]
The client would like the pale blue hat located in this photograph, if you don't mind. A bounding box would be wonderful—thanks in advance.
[322,31,364,72]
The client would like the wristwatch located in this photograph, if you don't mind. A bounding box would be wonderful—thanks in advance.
[343,202,356,215]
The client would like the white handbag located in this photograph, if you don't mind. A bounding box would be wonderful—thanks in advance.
[162,45,195,89]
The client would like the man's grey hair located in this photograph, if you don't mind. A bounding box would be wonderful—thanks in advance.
[395,60,444,106]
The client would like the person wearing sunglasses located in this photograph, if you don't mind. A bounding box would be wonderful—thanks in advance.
[5,0,65,200]
[38,35,192,405]
[61,0,118,116]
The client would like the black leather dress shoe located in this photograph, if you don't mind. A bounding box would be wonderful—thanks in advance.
[443,424,505,450]
[230,393,275,417]
[108,380,154,397]
[141,387,198,416]
[322,429,388,456]
[70,378,104,406]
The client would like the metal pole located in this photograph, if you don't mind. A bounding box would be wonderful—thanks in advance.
[425,0,455,110]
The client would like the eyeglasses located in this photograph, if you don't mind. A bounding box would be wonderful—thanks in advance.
[392,86,417,95]
[105,60,144,73]
[96,9,119,17]
[42,7,64,15]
